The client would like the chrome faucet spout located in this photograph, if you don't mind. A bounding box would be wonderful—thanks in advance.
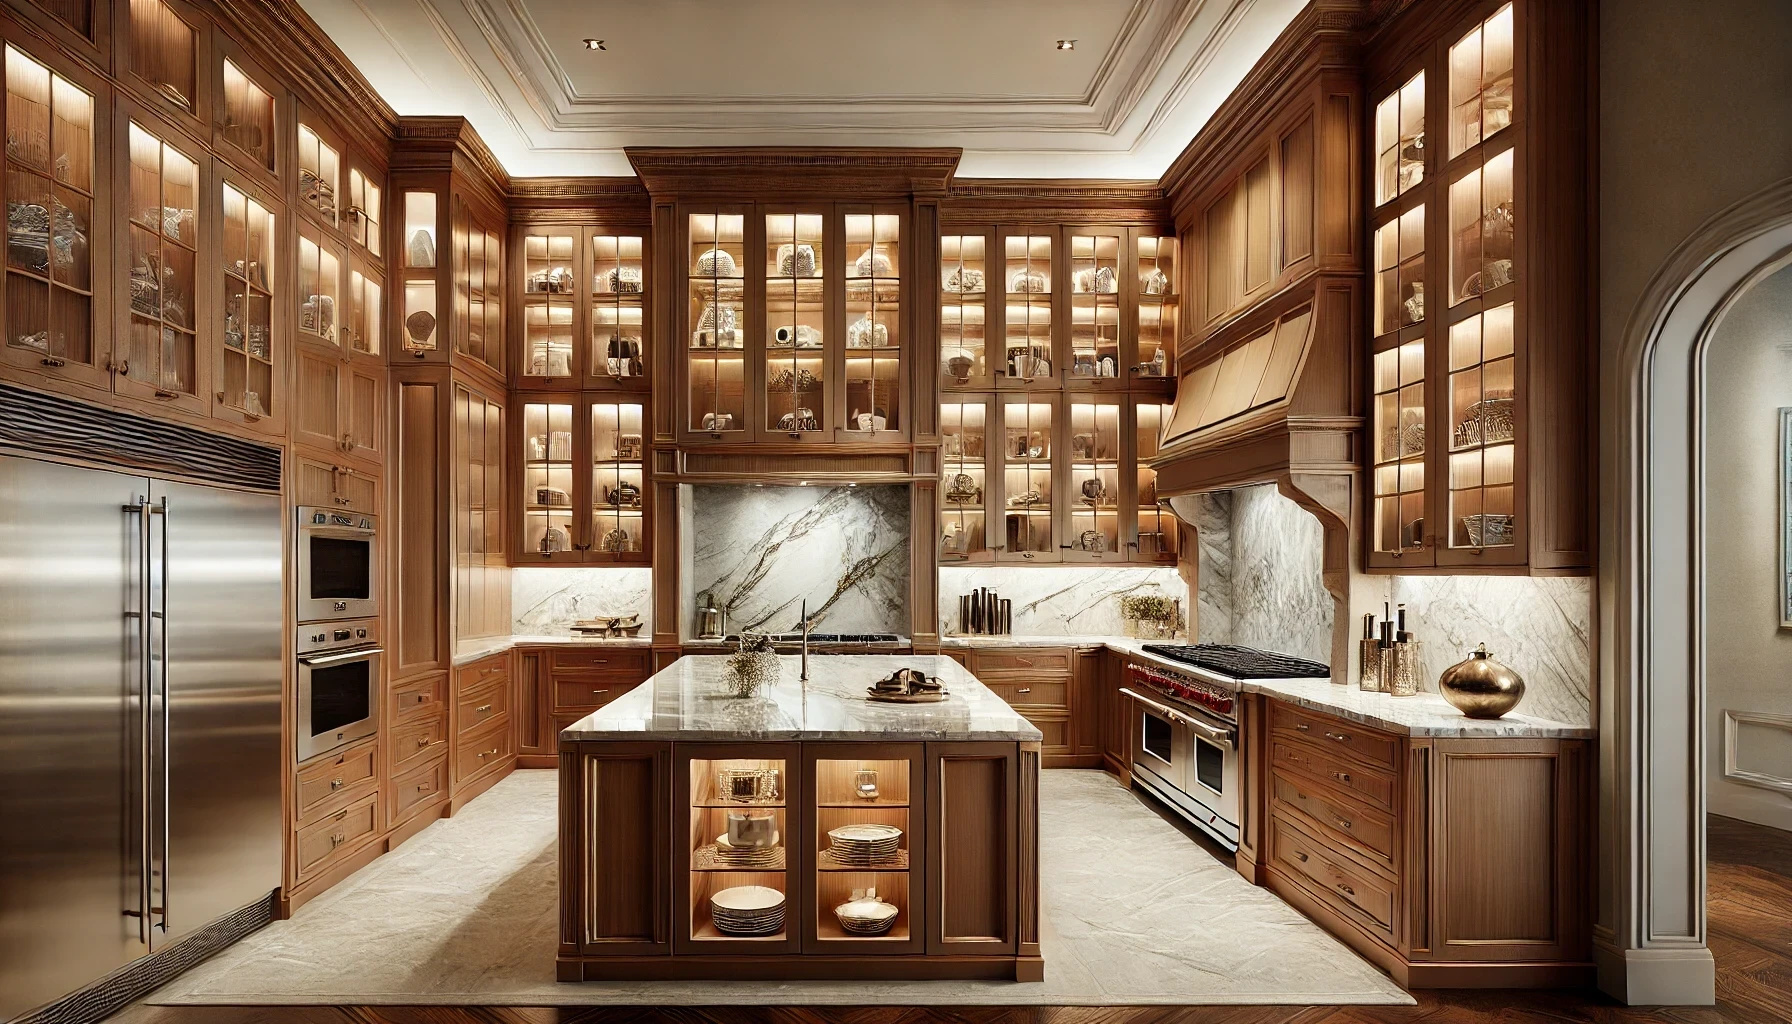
[799,599,812,681]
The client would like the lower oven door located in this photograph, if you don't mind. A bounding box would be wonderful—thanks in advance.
[296,647,381,761]
[1123,688,1240,849]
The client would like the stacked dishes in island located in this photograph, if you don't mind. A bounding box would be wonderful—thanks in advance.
[710,884,786,936]
[825,823,903,867]
[700,809,781,870]
[834,888,899,936]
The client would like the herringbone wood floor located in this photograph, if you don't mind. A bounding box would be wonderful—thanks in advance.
[107,815,1791,1024]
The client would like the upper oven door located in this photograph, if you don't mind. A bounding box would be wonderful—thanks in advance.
[1130,696,1190,791]
[296,646,381,761]
[297,506,378,622]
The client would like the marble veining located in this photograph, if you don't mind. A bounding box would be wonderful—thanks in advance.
[561,654,1042,742]
[1247,677,1595,739]
[511,567,653,635]
[689,485,908,635]
[452,635,650,667]
[1188,491,1235,643]
[938,565,1187,637]
[1228,484,1333,663]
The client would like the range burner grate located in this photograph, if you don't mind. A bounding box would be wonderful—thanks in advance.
[1139,643,1330,680]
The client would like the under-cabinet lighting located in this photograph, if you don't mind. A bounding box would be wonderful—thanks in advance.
[1056,39,1076,50]
[583,38,606,50]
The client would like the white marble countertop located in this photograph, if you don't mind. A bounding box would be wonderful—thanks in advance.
[560,654,1044,743]
[452,634,651,666]
[941,634,1144,648]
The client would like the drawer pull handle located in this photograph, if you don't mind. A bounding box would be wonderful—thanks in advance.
[588,659,608,665]
[1337,883,1356,897]
[478,748,499,759]
[416,783,430,792]
[329,777,343,790]
[476,704,493,713]
[1017,687,1032,694]
[592,688,610,695]
[414,694,427,703]
[1295,723,1311,732]
[1294,851,1308,863]
[1334,817,1353,830]
[1325,731,1348,742]
[334,496,351,505]
[416,738,430,748]
[1331,771,1352,783]
[333,809,348,821]
[331,832,345,847]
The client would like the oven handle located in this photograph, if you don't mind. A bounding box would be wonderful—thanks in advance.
[1120,687,1236,748]
[299,646,384,667]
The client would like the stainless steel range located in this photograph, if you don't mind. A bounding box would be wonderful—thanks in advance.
[1122,644,1329,851]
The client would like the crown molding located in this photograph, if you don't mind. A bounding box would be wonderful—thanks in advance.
[392,115,512,207]
[942,179,1169,226]
[626,147,963,198]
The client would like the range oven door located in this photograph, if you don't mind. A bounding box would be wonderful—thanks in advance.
[297,506,378,622]
[1122,686,1241,849]
[296,646,381,761]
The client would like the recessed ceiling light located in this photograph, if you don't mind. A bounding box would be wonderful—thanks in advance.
[582,38,606,51]
[1056,39,1076,51]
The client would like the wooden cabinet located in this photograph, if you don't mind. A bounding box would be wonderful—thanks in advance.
[387,667,448,829]
[453,380,506,639]
[517,645,652,766]
[214,173,280,433]
[296,457,377,515]
[957,646,1104,768]
[115,109,207,416]
[1365,0,1591,573]
[120,0,209,138]
[392,140,503,381]
[514,394,649,563]
[294,345,383,463]
[1251,697,1591,987]
[513,225,650,389]
[451,652,512,791]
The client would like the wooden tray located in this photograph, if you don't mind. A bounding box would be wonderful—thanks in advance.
[866,689,949,704]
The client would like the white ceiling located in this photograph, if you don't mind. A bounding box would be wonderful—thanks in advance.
[298,0,1306,179]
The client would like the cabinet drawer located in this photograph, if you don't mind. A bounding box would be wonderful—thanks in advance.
[1021,711,1072,753]
[456,719,513,783]
[295,740,377,822]
[1272,769,1396,869]
[554,676,629,711]
[391,756,449,820]
[549,648,651,677]
[455,654,509,692]
[296,793,380,880]
[1270,702,1399,772]
[1271,740,1396,812]
[457,675,511,735]
[390,712,448,775]
[392,672,447,721]
[1270,812,1396,943]
[985,679,1069,709]
[296,458,378,515]
[970,649,1073,678]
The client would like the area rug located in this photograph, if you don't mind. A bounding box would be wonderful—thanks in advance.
[146,769,1412,1006]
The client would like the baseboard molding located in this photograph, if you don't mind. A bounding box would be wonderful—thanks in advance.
[1595,943,1716,1005]
[16,893,274,1024]
[1042,753,1103,769]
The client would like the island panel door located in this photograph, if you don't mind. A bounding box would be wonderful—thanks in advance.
[674,741,803,955]
[925,741,1019,956]
[560,741,671,957]
[800,742,926,955]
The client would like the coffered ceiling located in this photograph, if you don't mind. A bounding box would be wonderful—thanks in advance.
[297,0,1307,179]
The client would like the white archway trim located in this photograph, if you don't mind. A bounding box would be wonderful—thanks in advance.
[1601,177,1792,1005]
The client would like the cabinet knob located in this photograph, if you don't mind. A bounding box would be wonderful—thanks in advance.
[1294,851,1308,863]
[331,832,346,847]
[417,783,430,792]
[1295,722,1311,732]
[1337,883,1356,897]
[416,738,430,748]
[1331,771,1352,784]
[1017,687,1032,694]
[330,777,343,790]
[415,694,427,703]
[1334,817,1353,831]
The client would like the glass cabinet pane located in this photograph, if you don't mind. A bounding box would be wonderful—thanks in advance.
[690,756,788,942]
[297,232,339,346]
[130,0,195,113]
[220,183,272,418]
[5,45,94,368]
[220,59,274,174]
[1134,401,1178,560]
[297,124,339,223]
[455,218,503,367]
[522,401,575,556]
[591,400,646,557]
[845,213,900,432]
[1001,399,1054,558]
[1372,341,1427,554]
[1374,71,1426,205]
[1373,205,1426,337]
[688,212,745,435]
[1449,3,1515,157]
[1449,148,1515,304]
[814,757,911,944]
[1447,302,1516,549]
[764,213,826,435]
[940,398,988,559]
[1068,232,1120,381]
[522,232,574,379]
[125,122,198,396]
[1003,234,1052,379]
[940,234,986,381]
[401,191,437,353]
[347,267,380,356]
[348,169,380,256]
[592,233,645,383]
[1135,235,1176,378]
[1067,399,1122,555]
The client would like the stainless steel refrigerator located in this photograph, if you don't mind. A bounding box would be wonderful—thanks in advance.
[0,450,282,1021]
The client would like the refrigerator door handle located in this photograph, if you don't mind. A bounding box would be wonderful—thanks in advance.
[154,497,170,935]
[124,497,153,943]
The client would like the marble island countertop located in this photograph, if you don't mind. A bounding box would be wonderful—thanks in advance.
[453,634,651,666]
[560,654,1043,743]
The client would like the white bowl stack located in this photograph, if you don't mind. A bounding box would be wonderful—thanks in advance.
[710,884,785,936]
[825,823,903,866]
[834,894,899,936]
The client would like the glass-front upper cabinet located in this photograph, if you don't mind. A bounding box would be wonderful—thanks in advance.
[521,398,576,558]
[2,44,103,387]
[296,121,340,226]
[1446,302,1515,551]
[763,211,827,438]
[400,189,438,355]
[218,180,274,426]
[1448,2,1515,158]
[940,395,991,562]
[686,210,746,439]
[1133,233,1177,380]
[939,230,989,387]
[591,232,646,387]
[216,54,274,181]
[1065,396,1123,560]
[123,119,201,410]
[1371,338,1426,558]
[1132,399,1178,563]
[454,200,503,373]
[1067,230,1122,386]
[346,167,381,257]
[295,224,340,350]
[997,393,1056,561]
[589,398,647,562]
[1000,230,1054,385]
[520,230,575,383]
[127,0,200,126]
[842,210,901,438]
[345,255,381,360]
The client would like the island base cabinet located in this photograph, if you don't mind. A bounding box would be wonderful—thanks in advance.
[558,744,673,961]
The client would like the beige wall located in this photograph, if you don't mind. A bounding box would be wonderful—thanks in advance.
[1703,264,1792,831]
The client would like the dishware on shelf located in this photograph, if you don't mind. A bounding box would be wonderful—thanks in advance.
[709,884,785,936]
[826,823,903,866]
[712,832,781,867]
[1462,512,1515,547]
[715,766,780,804]
[853,770,880,801]
[854,246,892,277]
[834,889,898,936]
[694,248,736,278]
[725,811,778,849]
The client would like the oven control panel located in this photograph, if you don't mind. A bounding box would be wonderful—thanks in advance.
[1126,662,1235,717]
[296,617,380,656]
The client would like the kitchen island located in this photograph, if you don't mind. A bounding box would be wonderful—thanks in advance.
[557,654,1043,982]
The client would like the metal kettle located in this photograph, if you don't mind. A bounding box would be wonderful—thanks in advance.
[696,591,724,639]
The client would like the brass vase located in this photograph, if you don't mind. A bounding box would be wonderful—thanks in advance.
[1438,643,1526,719]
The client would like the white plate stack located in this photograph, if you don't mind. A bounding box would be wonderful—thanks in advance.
[825,823,903,866]
[713,832,781,867]
[710,884,785,936]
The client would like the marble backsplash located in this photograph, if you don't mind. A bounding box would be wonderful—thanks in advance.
[1228,484,1334,663]
[512,567,653,634]
[686,485,909,636]
[938,566,1188,637]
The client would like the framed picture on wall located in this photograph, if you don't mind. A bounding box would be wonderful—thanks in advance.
[1780,408,1792,628]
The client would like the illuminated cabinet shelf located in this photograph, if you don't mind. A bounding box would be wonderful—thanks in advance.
[1364,0,1591,574]
[513,393,649,565]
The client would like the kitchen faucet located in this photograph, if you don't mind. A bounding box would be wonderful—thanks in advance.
[799,599,813,681]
